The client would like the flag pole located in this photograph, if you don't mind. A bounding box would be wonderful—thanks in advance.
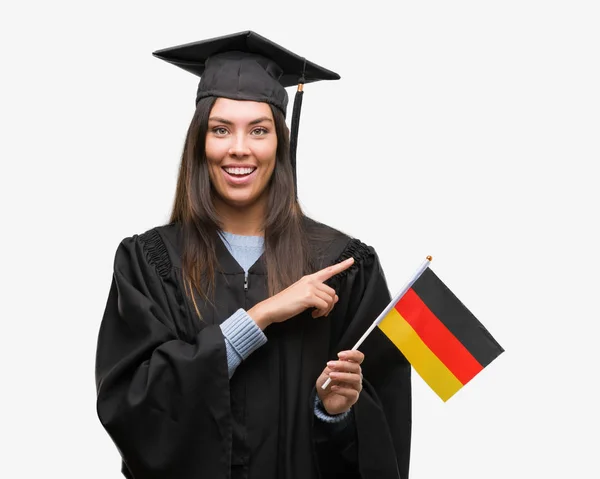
[322,255,433,390]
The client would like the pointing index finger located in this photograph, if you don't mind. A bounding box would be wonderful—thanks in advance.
[314,257,355,282]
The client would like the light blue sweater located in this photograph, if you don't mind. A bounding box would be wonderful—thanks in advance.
[218,231,350,424]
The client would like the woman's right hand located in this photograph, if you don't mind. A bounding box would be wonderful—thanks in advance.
[248,257,355,330]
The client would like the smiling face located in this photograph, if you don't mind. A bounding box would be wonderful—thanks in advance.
[205,98,278,211]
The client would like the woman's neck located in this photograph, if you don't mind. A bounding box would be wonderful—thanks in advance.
[215,196,266,237]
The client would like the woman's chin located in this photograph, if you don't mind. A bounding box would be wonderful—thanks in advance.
[219,191,262,210]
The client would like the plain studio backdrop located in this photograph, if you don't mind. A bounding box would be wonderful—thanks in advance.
[1,0,598,477]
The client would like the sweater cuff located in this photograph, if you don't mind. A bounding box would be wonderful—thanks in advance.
[220,308,267,360]
[313,394,352,424]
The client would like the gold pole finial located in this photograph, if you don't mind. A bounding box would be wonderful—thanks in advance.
[426,255,433,261]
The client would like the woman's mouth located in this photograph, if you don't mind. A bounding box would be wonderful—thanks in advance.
[222,166,258,185]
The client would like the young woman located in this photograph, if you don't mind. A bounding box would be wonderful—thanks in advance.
[95,31,411,479]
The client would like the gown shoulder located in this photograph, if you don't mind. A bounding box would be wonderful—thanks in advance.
[96,222,231,479]
[303,216,379,269]
[304,217,411,479]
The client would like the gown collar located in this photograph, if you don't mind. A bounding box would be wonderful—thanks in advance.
[216,231,266,275]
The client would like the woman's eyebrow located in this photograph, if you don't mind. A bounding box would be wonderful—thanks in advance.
[249,117,273,125]
[208,116,233,125]
[208,116,273,125]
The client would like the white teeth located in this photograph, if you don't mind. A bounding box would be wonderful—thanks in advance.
[224,167,255,175]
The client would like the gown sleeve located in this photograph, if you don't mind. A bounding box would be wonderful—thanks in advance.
[95,234,231,479]
[322,238,412,479]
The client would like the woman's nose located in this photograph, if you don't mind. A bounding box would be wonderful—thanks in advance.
[228,134,251,157]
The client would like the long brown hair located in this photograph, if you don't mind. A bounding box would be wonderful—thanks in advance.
[169,96,314,315]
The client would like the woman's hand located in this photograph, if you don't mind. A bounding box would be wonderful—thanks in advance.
[248,257,354,330]
[315,350,364,415]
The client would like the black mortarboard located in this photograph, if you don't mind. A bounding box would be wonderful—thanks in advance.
[152,30,340,196]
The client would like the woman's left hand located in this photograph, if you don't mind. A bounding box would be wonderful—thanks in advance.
[315,350,364,415]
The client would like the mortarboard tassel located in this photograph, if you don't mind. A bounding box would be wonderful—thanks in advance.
[289,83,304,198]
[290,60,306,199]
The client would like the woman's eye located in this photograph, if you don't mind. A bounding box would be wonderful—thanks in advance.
[251,127,268,136]
[213,127,228,136]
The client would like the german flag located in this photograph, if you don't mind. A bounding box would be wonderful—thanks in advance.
[379,267,504,401]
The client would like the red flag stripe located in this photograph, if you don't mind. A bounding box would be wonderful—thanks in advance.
[396,289,484,384]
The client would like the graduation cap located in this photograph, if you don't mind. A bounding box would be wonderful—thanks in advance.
[152,31,340,197]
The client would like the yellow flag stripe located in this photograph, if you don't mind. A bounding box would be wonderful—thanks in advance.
[379,307,464,402]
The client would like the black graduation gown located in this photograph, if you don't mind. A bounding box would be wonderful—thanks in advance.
[95,220,411,479]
